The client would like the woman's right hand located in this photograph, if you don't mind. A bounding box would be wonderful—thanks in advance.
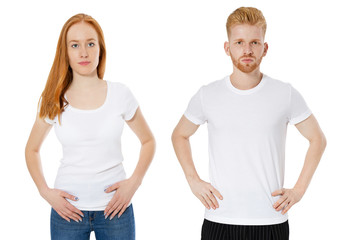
[41,188,84,222]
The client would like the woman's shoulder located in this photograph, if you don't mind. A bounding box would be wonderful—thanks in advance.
[106,80,131,91]
[106,80,135,99]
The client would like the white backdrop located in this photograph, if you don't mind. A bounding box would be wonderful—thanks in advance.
[1,0,343,239]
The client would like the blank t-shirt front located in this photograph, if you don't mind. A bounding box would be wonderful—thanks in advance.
[43,81,139,210]
[184,74,312,225]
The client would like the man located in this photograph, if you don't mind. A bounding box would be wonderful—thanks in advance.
[171,7,326,240]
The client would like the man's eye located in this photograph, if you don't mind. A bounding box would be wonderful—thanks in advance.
[236,41,242,44]
[252,42,258,45]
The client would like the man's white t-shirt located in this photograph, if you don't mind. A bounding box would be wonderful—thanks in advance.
[42,81,139,210]
[184,74,312,225]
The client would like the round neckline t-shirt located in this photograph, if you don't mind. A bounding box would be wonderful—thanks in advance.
[43,81,139,210]
[184,74,312,225]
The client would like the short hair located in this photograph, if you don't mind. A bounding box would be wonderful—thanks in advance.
[226,7,267,38]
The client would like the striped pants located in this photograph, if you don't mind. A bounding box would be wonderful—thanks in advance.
[201,219,289,240]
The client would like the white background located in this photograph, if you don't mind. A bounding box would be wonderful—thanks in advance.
[1,0,344,239]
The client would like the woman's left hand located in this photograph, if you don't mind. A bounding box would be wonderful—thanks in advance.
[104,177,141,219]
[271,187,305,215]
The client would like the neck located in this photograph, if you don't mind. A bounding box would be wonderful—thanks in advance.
[230,67,263,90]
[70,70,101,90]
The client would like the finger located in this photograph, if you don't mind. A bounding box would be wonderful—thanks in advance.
[60,191,79,201]
[62,208,80,222]
[271,188,285,196]
[282,201,294,215]
[273,195,288,209]
[65,203,84,219]
[210,187,223,200]
[206,191,219,209]
[277,198,292,211]
[198,195,210,209]
[57,210,70,222]
[104,197,118,217]
[106,201,121,219]
[110,204,124,220]
[202,193,216,210]
[105,183,120,193]
[118,203,128,218]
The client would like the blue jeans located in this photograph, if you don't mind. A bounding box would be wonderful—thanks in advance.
[50,204,135,240]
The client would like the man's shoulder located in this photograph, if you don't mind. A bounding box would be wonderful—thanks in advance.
[264,74,292,90]
[200,76,228,91]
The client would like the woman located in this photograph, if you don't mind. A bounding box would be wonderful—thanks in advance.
[25,13,155,240]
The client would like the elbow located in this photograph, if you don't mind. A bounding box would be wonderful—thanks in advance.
[310,132,327,151]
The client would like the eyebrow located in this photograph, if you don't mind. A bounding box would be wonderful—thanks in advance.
[233,38,262,42]
[68,38,97,43]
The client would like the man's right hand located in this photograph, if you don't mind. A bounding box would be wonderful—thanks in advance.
[188,176,223,210]
[41,188,84,222]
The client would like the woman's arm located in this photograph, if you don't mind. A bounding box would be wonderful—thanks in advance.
[25,112,84,222]
[104,107,155,219]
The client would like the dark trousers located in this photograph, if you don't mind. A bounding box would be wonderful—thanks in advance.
[201,219,289,240]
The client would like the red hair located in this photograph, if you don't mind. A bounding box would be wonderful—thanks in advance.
[226,7,267,38]
[38,13,106,125]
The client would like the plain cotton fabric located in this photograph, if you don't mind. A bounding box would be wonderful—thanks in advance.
[41,81,139,210]
[184,74,312,225]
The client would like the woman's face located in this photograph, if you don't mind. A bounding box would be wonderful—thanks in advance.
[66,21,100,77]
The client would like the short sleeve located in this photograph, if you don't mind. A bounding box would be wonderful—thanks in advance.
[121,85,139,121]
[37,98,56,125]
[288,84,312,125]
[184,87,207,125]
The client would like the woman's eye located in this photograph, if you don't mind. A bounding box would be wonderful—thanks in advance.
[71,44,78,48]
[88,42,95,47]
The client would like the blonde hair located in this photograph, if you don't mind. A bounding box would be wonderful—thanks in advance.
[38,13,106,125]
[226,7,267,38]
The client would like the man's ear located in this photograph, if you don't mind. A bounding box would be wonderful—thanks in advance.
[224,41,230,56]
[263,42,268,57]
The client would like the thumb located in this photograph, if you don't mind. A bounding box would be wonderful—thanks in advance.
[61,191,79,201]
[105,182,120,193]
[271,188,284,196]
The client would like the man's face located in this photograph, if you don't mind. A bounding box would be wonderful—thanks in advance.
[225,24,268,73]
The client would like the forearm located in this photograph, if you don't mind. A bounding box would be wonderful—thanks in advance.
[130,138,155,186]
[171,135,200,183]
[293,138,327,194]
[25,150,50,197]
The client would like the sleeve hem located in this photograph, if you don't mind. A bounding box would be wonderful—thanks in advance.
[184,112,204,125]
[123,104,139,121]
[288,109,312,125]
[44,117,55,125]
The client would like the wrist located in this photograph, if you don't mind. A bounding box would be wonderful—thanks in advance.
[293,185,306,195]
[186,174,200,185]
[129,175,142,188]
[39,186,51,200]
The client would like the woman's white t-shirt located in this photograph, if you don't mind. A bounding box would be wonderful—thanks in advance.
[42,81,139,210]
[184,74,312,225]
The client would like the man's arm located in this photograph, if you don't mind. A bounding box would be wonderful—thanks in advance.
[272,114,327,214]
[171,115,223,210]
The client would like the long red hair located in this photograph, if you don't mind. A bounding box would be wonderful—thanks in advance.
[38,13,106,125]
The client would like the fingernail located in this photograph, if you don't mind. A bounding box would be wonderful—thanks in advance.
[110,216,113,220]
[105,215,108,219]
[74,219,79,223]
[75,197,79,201]
[104,189,107,192]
